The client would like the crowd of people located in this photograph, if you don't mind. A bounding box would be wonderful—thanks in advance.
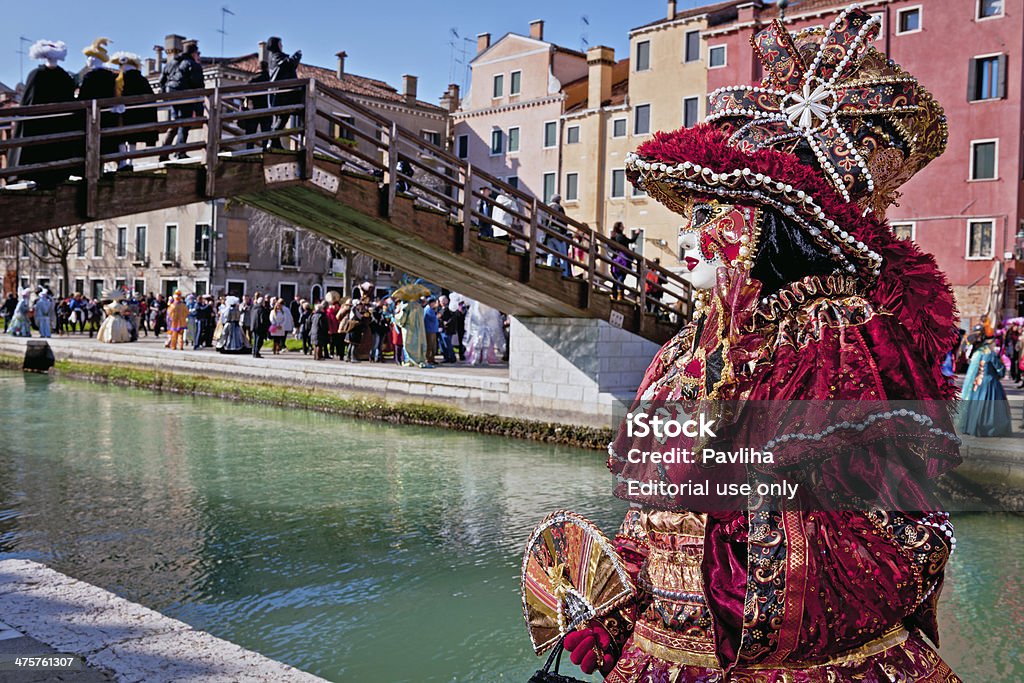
[2,283,510,368]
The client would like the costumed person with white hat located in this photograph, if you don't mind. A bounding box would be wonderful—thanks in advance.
[5,288,32,337]
[77,38,122,163]
[96,299,131,343]
[215,296,250,354]
[522,7,963,682]
[108,51,157,170]
[11,40,77,188]
[464,299,505,366]
[33,289,54,338]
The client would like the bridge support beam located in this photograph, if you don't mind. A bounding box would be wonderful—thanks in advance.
[508,317,660,428]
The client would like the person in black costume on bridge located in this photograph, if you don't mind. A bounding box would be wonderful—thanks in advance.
[265,37,302,150]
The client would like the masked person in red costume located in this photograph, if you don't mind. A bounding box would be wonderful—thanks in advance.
[561,7,962,682]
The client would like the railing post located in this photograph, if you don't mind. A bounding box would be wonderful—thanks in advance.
[527,197,539,282]
[303,80,317,179]
[85,99,101,218]
[638,256,648,329]
[460,163,473,253]
[386,121,398,218]
[204,88,221,197]
[585,233,596,309]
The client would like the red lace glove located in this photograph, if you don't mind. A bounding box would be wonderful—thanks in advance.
[563,620,616,676]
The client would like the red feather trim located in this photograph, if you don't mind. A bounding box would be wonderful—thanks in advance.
[635,125,959,397]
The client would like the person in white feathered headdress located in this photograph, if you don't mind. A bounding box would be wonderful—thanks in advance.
[6,288,33,338]
[11,40,77,188]
[108,51,158,170]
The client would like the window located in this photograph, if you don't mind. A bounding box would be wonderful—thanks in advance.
[421,130,441,146]
[161,279,178,298]
[133,279,145,296]
[226,280,246,297]
[492,73,504,98]
[194,223,211,262]
[278,282,296,301]
[92,227,103,258]
[684,30,700,62]
[891,222,915,241]
[611,169,625,198]
[967,219,995,259]
[510,70,522,95]
[163,224,177,261]
[565,172,579,201]
[978,0,1004,19]
[508,126,521,153]
[870,13,884,40]
[280,229,298,266]
[134,225,147,261]
[114,278,126,293]
[612,118,627,138]
[91,279,104,300]
[20,237,29,258]
[970,139,998,180]
[634,104,651,135]
[194,280,208,297]
[116,226,127,258]
[708,45,727,68]
[74,278,84,295]
[566,125,580,144]
[332,115,356,142]
[896,6,921,34]
[543,121,557,148]
[543,173,556,203]
[490,129,503,155]
[969,55,1006,101]
[632,182,646,198]
[456,134,469,159]
[636,40,651,71]
[76,228,86,257]
[506,176,518,189]
[683,96,700,127]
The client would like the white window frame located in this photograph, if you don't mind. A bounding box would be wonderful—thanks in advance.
[310,284,323,302]
[870,13,884,40]
[133,278,146,296]
[542,172,557,203]
[635,40,651,72]
[566,125,580,144]
[965,219,996,260]
[134,224,147,261]
[225,279,247,296]
[682,96,700,127]
[683,30,701,63]
[976,0,1004,21]
[969,138,999,181]
[76,228,87,259]
[159,278,179,297]
[612,118,627,138]
[633,103,651,136]
[708,44,727,69]
[508,126,521,153]
[90,278,105,300]
[163,223,178,260]
[277,281,299,300]
[506,175,518,189]
[456,134,469,159]
[970,52,1004,101]
[420,129,441,147]
[115,225,128,259]
[490,129,504,156]
[194,279,209,297]
[492,73,504,98]
[92,226,104,259]
[890,221,916,241]
[895,5,922,35]
[565,172,579,202]
[509,70,522,95]
[543,120,558,149]
[610,168,626,199]
[279,229,299,267]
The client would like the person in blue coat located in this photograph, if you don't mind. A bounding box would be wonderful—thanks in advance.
[957,327,1012,437]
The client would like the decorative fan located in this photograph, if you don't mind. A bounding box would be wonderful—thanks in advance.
[521,510,636,655]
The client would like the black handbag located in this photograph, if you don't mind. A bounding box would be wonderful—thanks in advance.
[528,637,588,683]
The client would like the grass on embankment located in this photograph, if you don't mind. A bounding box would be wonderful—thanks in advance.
[0,353,613,450]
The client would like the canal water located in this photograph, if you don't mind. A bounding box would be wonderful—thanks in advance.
[0,372,1019,683]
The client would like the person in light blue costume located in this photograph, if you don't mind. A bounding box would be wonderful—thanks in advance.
[6,289,32,337]
[957,327,1012,437]
[34,289,53,337]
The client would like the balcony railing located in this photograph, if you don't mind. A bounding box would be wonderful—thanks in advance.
[131,255,149,266]
[160,251,179,265]
[280,256,301,269]
[192,250,211,263]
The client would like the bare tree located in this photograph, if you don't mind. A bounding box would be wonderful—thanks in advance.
[18,226,83,296]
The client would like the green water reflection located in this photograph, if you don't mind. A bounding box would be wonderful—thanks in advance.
[0,373,1019,682]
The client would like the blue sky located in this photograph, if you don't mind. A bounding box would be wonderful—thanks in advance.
[1,0,716,103]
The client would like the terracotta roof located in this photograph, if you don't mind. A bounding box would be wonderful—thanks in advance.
[217,53,444,112]
[562,58,631,114]
[630,0,746,32]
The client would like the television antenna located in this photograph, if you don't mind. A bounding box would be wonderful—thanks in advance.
[218,6,235,57]
[17,36,33,83]
[580,15,590,52]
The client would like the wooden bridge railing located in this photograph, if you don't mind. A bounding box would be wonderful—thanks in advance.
[0,78,692,325]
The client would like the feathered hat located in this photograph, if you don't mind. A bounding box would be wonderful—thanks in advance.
[108,51,141,69]
[83,38,111,61]
[29,40,67,62]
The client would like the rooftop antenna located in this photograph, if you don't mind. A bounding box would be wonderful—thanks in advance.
[218,6,234,57]
[448,28,460,84]
[579,15,590,52]
[17,36,32,84]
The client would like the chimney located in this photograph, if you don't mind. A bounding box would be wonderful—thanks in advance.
[440,83,461,112]
[145,57,156,76]
[165,34,184,55]
[529,20,545,41]
[153,45,165,71]
[667,0,677,20]
[586,46,615,110]
[477,33,491,54]
[335,51,347,78]
[402,75,418,102]
[258,41,267,63]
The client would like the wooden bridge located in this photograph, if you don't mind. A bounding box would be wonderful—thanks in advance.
[0,79,691,343]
